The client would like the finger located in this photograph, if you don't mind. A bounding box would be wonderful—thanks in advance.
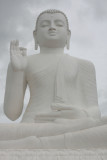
[35,117,55,122]
[12,40,16,50]
[14,40,18,51]
[15,40,19,50]
[19,47,23,55]
[35,111,60,119]
[51,103,73,111]
[10,41,15,55]
[22,48,27,56]
[19,47,27,56]
[35,116,56,122]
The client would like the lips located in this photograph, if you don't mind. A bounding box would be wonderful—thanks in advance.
[49,31,56,33]
[48,31,57,36]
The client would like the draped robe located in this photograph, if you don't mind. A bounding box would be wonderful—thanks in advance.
[36,54,101,121]
[0,54,107,149]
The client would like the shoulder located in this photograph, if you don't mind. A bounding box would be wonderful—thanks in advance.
[64,54,95,71]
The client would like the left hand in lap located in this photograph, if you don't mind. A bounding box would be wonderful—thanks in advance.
[35,103,88,122]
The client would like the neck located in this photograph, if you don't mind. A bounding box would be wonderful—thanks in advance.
[40,47,64,55]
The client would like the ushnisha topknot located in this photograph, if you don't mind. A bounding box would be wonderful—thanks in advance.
[35,9,69,30]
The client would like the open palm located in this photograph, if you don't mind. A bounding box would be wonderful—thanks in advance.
[10,40,27,71]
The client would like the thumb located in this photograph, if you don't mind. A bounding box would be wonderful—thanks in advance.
[20,47,27,56]
[51,103,73,111]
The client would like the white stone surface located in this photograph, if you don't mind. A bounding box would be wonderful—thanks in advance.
[1,9,107,150]
[0,149,107,160]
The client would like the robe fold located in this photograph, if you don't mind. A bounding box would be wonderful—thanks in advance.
[51,54,101,119]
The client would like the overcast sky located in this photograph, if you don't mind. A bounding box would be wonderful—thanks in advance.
[0,0,107,122]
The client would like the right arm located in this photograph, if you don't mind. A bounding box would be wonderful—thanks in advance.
[3,40,27,121]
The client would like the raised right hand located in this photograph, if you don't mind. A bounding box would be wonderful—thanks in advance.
[10,40,27,71]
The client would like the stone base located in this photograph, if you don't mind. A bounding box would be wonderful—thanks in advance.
[0,149,107,160]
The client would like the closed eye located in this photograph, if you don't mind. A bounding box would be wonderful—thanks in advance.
[55,20,64,27]
[56,23,63,27]
[41,23,49,27]
[41,24,49,27]
[40,20,50,27]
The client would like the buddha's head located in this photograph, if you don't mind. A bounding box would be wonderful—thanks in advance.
[33,9,71,50]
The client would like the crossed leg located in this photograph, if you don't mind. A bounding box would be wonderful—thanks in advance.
[0,117,106,149]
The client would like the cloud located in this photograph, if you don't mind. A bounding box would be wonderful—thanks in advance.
[84,0,107,20]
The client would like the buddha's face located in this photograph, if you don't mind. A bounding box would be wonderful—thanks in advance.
[34,13,71,48]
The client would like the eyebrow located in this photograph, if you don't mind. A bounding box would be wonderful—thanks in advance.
[40,19,65,24]
[40,20,50,24]
[55,19,65,22]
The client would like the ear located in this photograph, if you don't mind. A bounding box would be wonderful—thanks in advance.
[66,30,71,50]
[33,30,38,50]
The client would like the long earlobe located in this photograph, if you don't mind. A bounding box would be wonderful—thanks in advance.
[35,39,39,50]
[66,38,70,50]
[66,30,71,50]
[33,30,39,50]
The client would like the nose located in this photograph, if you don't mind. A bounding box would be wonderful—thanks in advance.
[49,21,56,31]
[49,27,56,31]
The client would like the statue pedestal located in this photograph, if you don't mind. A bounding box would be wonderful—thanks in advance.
[0,149,107,160]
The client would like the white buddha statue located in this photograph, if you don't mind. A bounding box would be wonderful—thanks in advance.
[0,9,107,149]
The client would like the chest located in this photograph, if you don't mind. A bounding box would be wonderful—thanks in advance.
[25,56,59,85]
